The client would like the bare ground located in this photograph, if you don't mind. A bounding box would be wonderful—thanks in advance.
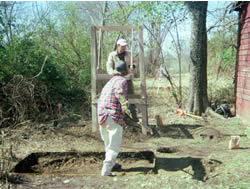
[1,76,250,189]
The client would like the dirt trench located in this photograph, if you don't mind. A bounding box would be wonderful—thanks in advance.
[11,150,222,181]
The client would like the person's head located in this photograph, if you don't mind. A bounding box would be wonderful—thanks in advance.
[115,60,128,76]
[116,39,127,54]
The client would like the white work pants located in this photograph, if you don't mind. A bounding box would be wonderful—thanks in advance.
[99,117,123,176]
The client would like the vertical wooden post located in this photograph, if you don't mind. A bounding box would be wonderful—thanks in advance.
[139,26,148,135]
[91,26,98,132]
[130,28,133,70]
[97,29,102,70]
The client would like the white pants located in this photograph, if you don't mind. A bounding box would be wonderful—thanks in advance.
[99,117,123,176]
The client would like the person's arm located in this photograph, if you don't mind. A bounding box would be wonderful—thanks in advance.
[119,95,129,114]
[106,52,120,75]
[115,80,129,114]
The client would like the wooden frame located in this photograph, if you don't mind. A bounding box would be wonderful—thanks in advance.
[91,25,149,135]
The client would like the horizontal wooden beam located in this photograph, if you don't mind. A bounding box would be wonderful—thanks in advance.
[128,98,146,104]
[128,94,142,99]
[92,99,146,105]
[95,26,139,31]
[97,74,133,81]
[92,95,146,105]
[96,74,112,80]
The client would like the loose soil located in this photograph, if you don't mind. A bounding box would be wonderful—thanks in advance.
[1,76,250,189]
[12,151,154,176]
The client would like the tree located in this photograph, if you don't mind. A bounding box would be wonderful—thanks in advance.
[134,2,185,74]
[118,2,186,106]
[208,27,237,79]
[0,2,92,126]
[206,2,238,78]
[185,2,209,115]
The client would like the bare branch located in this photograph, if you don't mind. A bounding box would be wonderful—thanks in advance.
[32,56,48,79]
[207,2,237,33]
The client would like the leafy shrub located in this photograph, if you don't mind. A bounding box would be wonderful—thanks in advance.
[0,35,90,127]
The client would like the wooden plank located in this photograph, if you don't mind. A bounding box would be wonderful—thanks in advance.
[92,95,145,105]
[128,94,142,99]
[237,77,250,89]
[238,71,250,78]
[91,26,98,132]
[238,54,250,61]
[240,38,250,45]
[237,83,250,90]
[238,65,250,72]
[237,87,250,96]
[95,26,139,31]
[241,17,250,25]
[97,74,112,81]
[140,104,150,135]
[238,59,250,66]
[139,26,147,100]
[128,98,146,105]
[138,26,148,135]
[92,99,146,106]
[237,49,250,56]
[238,49,250,56]
[240,18,250,31]
[97,29,103,70]
[237,73,250,81]
[97,73,133,81]
[241,23,250,29]
[238,58,250,66]
[236,92,250,102]
[247,4,250,17]
[239,43,250,50]
[238,60,249,67]
[240,32,250,40]
[241,27,250,34]
[236,97,250,121]
[240,21,250,33]
[236,92,250,101]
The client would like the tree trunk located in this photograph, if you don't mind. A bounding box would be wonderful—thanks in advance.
[185,2,209,115]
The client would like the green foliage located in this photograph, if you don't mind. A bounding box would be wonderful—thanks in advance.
[208,23,237,74]
[0,35,67,91]
[39,2,91,89]
[134,1,185,24]
[0,2,92,125]
[221,46,236,71]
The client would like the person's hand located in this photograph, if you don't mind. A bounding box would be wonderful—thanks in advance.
[123,106,131,117]
[119,96,130,116]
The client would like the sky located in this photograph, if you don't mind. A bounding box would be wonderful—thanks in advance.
[163,1,238,55]
[14,1,238,61]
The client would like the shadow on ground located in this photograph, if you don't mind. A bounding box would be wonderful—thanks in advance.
[155,157,222,181]
[153,124,203,139]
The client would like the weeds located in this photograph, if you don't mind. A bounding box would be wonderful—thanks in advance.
[208,76,235,105]
[0,131,13,186]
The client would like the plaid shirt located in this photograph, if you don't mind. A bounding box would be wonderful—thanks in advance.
[97,76,128,126]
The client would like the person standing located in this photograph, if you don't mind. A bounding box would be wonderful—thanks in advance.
[98,60,130,176]
[106,38,138,122]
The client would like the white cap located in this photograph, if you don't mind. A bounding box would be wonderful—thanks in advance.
[117,39,128,46]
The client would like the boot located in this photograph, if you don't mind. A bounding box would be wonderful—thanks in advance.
[111,163,122,171]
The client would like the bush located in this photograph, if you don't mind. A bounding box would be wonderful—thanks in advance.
[0,36,90,127]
